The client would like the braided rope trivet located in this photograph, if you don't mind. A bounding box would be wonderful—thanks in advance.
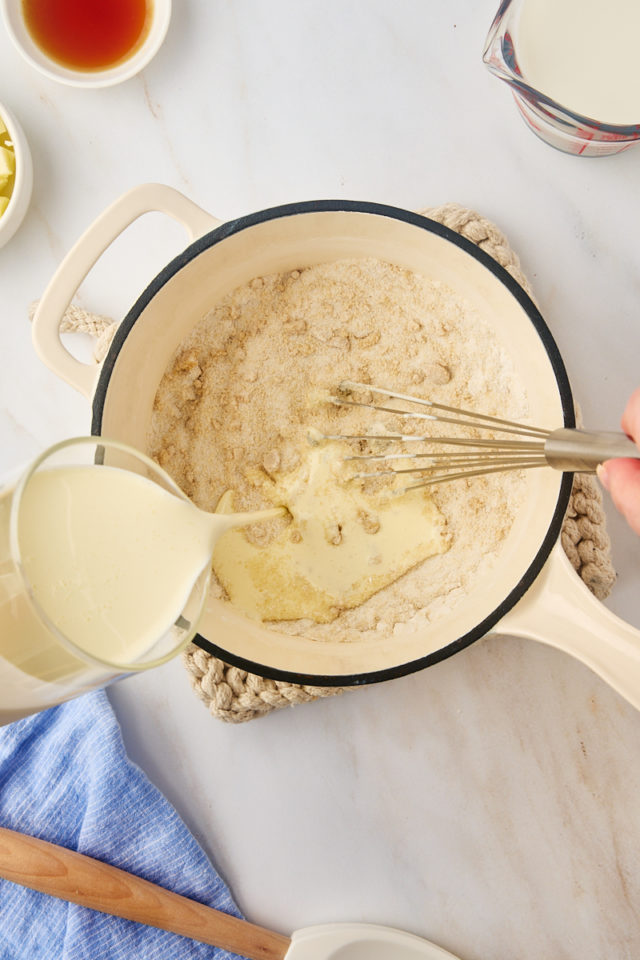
[38,203,616,722]
[29,302,117,362]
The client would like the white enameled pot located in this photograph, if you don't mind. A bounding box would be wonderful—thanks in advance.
[32,184,640,706]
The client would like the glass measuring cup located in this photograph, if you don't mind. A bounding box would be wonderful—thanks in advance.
[482,0,640,156]
[0,437,212,725]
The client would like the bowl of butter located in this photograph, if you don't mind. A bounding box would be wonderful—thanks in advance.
[0,100,33,248]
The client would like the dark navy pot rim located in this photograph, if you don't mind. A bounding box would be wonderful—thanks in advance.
[91,198,575,688]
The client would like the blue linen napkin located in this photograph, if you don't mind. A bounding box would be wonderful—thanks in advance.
[0,689,246,959]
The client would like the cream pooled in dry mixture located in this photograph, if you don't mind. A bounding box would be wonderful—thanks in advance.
[211,440,449,623]
[147,257,530,643]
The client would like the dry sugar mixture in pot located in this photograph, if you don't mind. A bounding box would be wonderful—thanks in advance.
[147,257,529,643]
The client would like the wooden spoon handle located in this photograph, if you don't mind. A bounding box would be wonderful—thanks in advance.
[0,826,290,960]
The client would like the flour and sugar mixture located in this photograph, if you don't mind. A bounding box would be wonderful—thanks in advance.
[148,257,530,643]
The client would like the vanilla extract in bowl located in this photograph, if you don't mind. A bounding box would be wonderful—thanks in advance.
[21,0,152,70]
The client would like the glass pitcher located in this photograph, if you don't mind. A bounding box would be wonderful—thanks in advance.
[0,437,212,725]
[483,0,640,157]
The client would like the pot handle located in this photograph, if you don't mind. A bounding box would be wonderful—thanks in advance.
[495,541,640,710]
[32,183,221,400]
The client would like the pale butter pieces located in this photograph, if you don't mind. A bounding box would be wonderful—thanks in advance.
[0,114,15,217]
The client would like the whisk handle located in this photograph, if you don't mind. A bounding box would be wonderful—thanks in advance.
[544,428,640,472]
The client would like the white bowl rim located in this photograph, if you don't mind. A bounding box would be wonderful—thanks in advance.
[0,99,33,247]
[0,0,172,89]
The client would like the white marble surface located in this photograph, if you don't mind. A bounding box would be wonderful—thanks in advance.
[2,2,640,958]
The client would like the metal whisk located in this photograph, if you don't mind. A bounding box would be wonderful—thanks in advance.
[316,381,640,491]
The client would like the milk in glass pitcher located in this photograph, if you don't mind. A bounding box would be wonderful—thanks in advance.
[0,437,280,724]
[483,0,640,156]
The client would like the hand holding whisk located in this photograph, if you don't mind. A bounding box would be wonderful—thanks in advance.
[597,386,640,535]
[317,381,640,493]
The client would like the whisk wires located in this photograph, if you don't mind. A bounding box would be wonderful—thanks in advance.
[322,381,552,490]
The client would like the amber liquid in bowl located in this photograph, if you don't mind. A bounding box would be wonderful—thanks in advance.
[22,0,152,71]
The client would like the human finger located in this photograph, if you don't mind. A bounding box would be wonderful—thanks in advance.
[621,386,640,442]
[598,459,640,535]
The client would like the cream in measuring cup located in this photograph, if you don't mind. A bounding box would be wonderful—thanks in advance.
[483,0,640,156]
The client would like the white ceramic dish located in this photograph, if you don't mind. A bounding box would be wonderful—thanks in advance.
[0,0,171,89]
[0,99,33,249]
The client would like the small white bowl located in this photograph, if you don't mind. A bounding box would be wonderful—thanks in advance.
[0,100,33,249]
[0,0,171,89]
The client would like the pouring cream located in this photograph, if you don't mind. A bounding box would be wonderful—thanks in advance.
[0,463,282,683]
[211,442,450,623]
